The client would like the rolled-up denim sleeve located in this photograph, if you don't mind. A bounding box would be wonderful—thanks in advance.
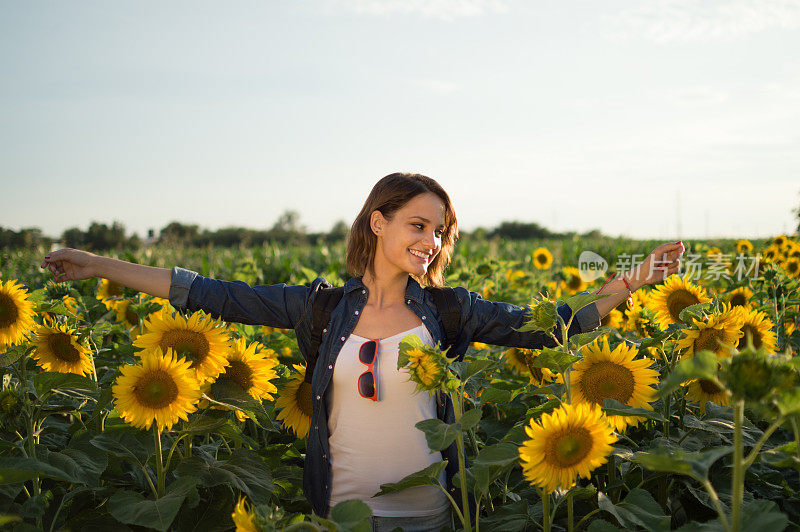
[453,287,600,349]
[168,267,312,328]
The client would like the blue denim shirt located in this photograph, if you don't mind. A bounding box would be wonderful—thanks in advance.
[168,267,601,517]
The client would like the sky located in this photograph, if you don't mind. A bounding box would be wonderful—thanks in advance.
[2,0,799,240]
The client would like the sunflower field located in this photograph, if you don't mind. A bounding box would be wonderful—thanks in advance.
[1,234,800,531]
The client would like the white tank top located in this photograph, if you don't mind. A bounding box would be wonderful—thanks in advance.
[326,324,450,517]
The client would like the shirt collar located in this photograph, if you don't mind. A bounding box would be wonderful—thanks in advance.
[343,275,424,303]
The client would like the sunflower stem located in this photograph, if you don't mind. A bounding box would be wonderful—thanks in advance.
[731,399,744,532]
[701,478,731,532]
[743,416,785,469]
[574,508,600,530]
[154,426,165,498]
[541,488,551,532]
[449,389,473,532]
[607,456,618,504]
[567,492,574,532]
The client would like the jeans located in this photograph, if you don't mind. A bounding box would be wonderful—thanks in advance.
[369,506,452,532]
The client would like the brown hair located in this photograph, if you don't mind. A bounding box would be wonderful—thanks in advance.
[345,173,459,287]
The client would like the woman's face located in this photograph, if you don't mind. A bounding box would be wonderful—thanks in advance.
[371,192,446,279]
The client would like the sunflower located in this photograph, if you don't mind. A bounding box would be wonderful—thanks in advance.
[706,246,722,258]
[787,243,800,261]
[725,286,754,310]
[532,248,553,270]
[505,269,526,286]
[735,308,778,352]
[471,342,490,351]
[545,280,563,300]
[97,278,125,311]
[31,322,94,376]
[784,258,800,279]
[232,497,258,532]
[115,300,140,330]
[134,310,231,382]
[773,235,789,250]
[762,245,782,264]
[675,305,744,360]
[518,402,616,493]
[215,338,280,401]
[562,267,588,294]
[0,279,36,346]
[571,337,659,432]
[685,378,730,414]
[504,348,556,385]
[647,275,711,329]
[601,309,623,330]
[112,347,202,430]
[405,347,444,388]
[735,240,754,255]
[275,364,313,438]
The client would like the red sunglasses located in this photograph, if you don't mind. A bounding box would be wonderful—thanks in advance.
[358,339,379,401]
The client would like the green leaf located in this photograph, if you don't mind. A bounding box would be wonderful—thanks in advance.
[461,358,495,381]
[739,499,789,531]
[415,419,461,451]
[0,446,105,487]
[587,521,626,532]
[570,327,614,349]
[0,344,25,366]
[373,461,448,497]
[532,348,579,374]
[90,428,154,466]
[598,489,670,532]
[525,398,561,420]
[32,371,96,397]
[658,350,719,398]
[516,299,558,333]
[633,445,732,482]
[481,500,536,531]
[678,302,711,324]
[178,408,229,435]
[473,442,519,468]
[602,399,665,423]
[480,387,512,404]
[775,387,800,416]
[175,449,273,504]
[460,407,482,431]
[328,499,372,532]
[564,293,609,314]
[106,476,199,532]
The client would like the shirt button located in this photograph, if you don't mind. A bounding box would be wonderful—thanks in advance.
[316,395,321,400]
[315,425,318,429]
[355,310,359,315]
[362,289,366,294]
[328,365,333,369]
[322,328,327,333]
[422,316,426,320]
[341,336,345,341]
[407,299,411,304]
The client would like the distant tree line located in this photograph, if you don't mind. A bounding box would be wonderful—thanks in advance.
[1,211,603,250]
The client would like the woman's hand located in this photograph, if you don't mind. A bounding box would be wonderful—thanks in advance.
[625,241,685,289]
[41,248,97,283]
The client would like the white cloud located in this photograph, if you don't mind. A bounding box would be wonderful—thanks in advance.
[324,0,508,20]
[602,0,800,44]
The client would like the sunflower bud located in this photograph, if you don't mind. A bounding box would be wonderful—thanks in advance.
[518,297,558,333]
[723,348,783,402]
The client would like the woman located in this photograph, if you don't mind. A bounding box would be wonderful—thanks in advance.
[41,173,684,531]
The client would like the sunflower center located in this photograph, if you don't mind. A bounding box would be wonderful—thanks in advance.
[159,330,210,366]
[729,293,747,307]
[536,254,547,265]
[296,381,313,417]
[0,293,19,329]
[47,332,82,363]
[219,360,254,391]
[546,427,593,467]
[666,289,700,322]
[107,282,124,297]
[579,361,636,405]
[698,379,723,395]
[567,275,583,291]
[694,328,724,353]
[738,324,763,349]
[133,369,179,409]
[788,262,799,275]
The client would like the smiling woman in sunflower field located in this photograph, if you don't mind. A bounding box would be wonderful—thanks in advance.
[40,172,684,531]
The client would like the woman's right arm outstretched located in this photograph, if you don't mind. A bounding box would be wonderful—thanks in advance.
[41,248,171,299]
